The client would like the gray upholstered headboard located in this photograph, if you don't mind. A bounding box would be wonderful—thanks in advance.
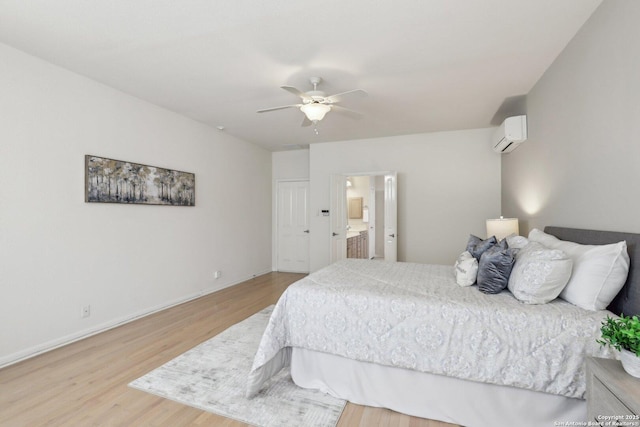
[545,226,640,317]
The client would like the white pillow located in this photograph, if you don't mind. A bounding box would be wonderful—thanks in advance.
[505,233,529,249]
[454,251,478,287]
[507,242,572,304]
[528,229,630,310]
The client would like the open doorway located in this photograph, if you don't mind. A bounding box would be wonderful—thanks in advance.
[330,172,397,263]
[345,175,385,259]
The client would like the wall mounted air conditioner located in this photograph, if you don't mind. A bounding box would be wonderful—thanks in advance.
[493,115,527,153]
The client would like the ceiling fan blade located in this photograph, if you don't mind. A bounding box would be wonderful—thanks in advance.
[331,104,363,119]
[257,104,301,113]
[281,86,313,101]
[301,116,313,127]
[326,89,368,104]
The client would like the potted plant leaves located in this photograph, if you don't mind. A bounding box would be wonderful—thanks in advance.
[597,314,640,378]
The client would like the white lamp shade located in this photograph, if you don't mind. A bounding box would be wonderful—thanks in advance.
[300,103,331,121]
[486,217,519,240]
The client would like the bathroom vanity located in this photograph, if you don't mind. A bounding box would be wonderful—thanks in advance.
[347,230,369,259]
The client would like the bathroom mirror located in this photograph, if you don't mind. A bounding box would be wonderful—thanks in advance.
[348,197,363,219]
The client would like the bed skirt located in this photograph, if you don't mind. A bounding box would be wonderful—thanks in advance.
[291,348,586,427]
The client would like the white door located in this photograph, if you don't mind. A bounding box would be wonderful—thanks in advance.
[277,180,310,272]
[384,172,398,262]
[330,174,347,263]
[368,182,376,259]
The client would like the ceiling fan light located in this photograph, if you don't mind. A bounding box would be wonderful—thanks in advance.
[300,103,331,122]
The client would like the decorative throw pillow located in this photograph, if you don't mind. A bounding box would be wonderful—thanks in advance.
[454,251,479,287]
[477,240,518,294]
[507,242,573,304]
[466,235,498,261]
[528,229,630,310]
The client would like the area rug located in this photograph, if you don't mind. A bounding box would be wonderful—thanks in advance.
[129,306,346,427]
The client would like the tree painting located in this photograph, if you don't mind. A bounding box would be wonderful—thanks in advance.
[85,155,195,206]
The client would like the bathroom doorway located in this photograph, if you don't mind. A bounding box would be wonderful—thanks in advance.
[345,175,375,259]
[330,172,397,262]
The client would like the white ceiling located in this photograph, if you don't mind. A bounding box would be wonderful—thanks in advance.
[0,0,602,151]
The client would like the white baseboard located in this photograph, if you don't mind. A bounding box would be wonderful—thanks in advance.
[0,269,273,369]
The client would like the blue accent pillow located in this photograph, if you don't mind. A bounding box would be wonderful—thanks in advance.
[477,240,519,294]
[466,235,498,260]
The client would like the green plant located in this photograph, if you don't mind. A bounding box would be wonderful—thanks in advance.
[597,314,640,356]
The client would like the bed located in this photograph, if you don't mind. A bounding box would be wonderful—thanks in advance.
[246,227,640,427]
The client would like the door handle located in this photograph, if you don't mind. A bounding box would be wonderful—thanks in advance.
[332,232,339,236]
[303,230,310,233]
[388,233,395,238]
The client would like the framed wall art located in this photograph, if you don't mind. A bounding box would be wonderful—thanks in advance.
[85,155,195,206]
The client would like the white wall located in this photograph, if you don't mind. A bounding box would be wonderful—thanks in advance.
[271,149,310,269]
[272,149,310,181]
[501,1,640,235]
[0,43,272,366]
[309,128,501,271]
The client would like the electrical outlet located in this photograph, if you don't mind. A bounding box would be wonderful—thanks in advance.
[214,271,221,279]
[81,305,91,318]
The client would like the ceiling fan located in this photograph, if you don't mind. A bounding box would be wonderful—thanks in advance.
[257,77,367,127]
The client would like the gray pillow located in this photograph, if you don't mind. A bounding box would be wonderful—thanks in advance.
[477,241,518,294]
[466,235,498,260]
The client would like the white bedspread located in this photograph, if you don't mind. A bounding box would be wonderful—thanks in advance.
[247,260,616,399]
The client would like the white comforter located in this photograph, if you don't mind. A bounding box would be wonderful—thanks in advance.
[247,259,616,399]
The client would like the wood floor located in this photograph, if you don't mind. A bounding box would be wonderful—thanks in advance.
[0,272,458,427]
